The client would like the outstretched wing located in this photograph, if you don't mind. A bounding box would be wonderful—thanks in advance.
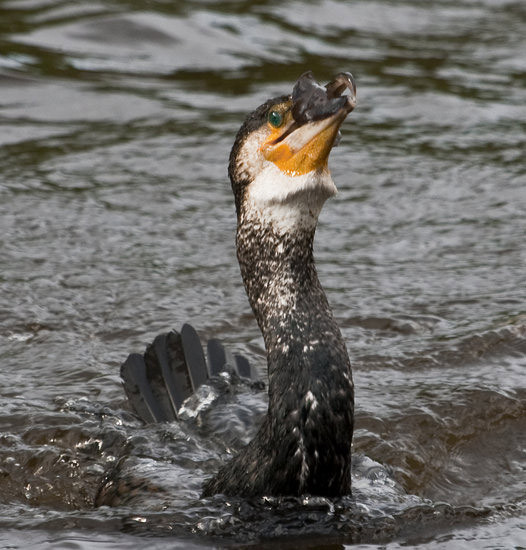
[120,323,253,423]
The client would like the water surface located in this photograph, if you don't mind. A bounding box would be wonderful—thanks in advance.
[1,0,525,547]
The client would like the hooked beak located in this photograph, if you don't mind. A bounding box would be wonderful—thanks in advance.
[262,71,356,176]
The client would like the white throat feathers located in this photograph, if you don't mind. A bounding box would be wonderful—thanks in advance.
[244,162,337,235]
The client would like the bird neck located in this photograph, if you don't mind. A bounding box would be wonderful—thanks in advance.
[237,206,320,347]
[236,204,354,495]
[236,204,351,392]
[237,202,354,495]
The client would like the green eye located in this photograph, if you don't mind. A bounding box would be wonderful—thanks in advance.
[268,110,284,128]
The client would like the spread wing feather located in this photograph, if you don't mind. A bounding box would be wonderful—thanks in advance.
[120,324,253,423]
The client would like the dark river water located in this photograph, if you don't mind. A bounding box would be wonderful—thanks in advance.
[1,0,525,548]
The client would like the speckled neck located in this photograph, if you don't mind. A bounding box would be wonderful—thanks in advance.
[237,207,324,357]
[234,203,355,495]
[236,204,350,377]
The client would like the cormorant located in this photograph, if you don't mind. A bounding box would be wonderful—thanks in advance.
[107,71,357,499]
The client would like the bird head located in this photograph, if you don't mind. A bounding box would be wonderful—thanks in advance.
[229,72,356,234]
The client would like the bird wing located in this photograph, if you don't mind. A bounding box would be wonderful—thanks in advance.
[120,324,254,423]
